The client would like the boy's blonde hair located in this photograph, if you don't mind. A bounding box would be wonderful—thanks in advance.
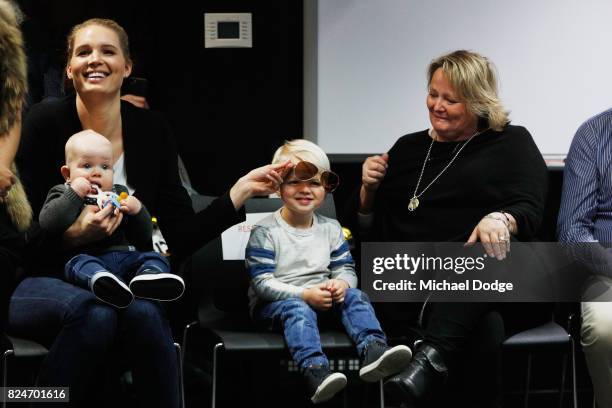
[272,139,330,172]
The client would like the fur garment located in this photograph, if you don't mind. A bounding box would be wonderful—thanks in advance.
[0,1,31,232]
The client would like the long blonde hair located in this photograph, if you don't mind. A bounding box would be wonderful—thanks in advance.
[428,50,509,131]
[0,0,26,135]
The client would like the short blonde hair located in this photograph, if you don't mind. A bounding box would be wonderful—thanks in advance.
[272,139,331,172]
[427,50,509,131]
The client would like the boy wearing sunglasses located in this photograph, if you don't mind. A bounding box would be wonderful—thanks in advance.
[38,130,184,308]
[245,140,411,404]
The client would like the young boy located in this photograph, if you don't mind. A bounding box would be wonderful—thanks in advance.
[245,139,411,404]
[39,129,184,308]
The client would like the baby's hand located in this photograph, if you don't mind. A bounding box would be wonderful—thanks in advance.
[119,195,142,215]
[70,177,93,198]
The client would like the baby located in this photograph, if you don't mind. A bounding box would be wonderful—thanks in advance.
[39,129,184,308]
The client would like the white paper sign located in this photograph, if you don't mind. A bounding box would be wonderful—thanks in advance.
[220,212,273,260]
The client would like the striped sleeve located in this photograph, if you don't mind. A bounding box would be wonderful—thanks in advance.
[558,120,598,243]
[245,225,304,301]
[328,225,357,288]
[558,116,612,277]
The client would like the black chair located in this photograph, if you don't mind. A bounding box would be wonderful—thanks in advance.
[1,334,49,408]
[2,329,184,407]
[502,312,577,408]
[182,195,384,408]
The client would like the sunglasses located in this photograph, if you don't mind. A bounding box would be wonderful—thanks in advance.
[285,161,340,193]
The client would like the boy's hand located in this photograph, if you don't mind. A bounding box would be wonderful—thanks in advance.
[70,177,93,198]
[119,195,142,215]
[302,283,333,310]
[326,279,350,303]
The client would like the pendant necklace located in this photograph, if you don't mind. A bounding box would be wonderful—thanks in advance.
[408,128,488,211]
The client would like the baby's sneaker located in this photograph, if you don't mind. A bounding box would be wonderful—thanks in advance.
[129,272,185,301]
[90,271,133,308]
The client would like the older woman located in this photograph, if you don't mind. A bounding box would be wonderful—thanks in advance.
[9,18,286,407]
[351,50,548,405]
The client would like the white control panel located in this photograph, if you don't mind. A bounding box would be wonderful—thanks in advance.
[204,13,252,48]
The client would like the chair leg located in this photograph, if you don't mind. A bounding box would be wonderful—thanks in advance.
[182,320,198,367]
[212,342,223,408]
[559,353,568,408]
[524,353,532,408]
[174,343,185,408]
[2,350,14,408]
[379,379,384,408]
[570,337,577,408]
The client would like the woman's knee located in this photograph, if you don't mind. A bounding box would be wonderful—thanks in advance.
[75,303,118,353]
[123,300,172,346]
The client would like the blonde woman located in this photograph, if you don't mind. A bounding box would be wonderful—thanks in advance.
[10,18,286,407]
[350,50,548,406]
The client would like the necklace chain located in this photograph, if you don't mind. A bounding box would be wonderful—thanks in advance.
[408,129,488,211]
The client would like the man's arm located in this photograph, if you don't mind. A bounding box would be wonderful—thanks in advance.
[558,120,612,277]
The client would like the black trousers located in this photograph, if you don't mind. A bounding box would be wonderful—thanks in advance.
[375,301,551,407]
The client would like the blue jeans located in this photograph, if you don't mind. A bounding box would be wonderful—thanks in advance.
[255,288,387,369]
[8,277,179,407]
[64,250,170,290]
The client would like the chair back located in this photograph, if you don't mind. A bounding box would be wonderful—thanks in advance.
[186,195,336,328]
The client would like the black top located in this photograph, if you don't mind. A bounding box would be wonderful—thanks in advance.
[348,125,548,242]
[0,204,24,267]
[17,95,244,273]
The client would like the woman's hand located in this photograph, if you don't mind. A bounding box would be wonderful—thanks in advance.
[302,283,333,310]
[362,153,389,192]
[230,161,293,209]
[62,205,123,248]
[0,164,15,199]
[466,215,511,260]
[359,153,388,213]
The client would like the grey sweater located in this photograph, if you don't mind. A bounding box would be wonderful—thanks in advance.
[39,184,152,256]
[245,209,357,310]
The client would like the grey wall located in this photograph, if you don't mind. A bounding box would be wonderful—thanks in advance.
[305,0,612,155]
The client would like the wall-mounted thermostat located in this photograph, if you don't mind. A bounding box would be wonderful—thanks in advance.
[204,13,252,48]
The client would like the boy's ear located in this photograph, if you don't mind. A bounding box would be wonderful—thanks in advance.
[60,165,71,181]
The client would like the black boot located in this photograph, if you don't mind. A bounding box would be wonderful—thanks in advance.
[384,344,448,407]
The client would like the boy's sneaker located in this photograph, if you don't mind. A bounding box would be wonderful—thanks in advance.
[129,272,185,301]
[303,365,347,404]
[91,271,133,308]
[359,341,412,382]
